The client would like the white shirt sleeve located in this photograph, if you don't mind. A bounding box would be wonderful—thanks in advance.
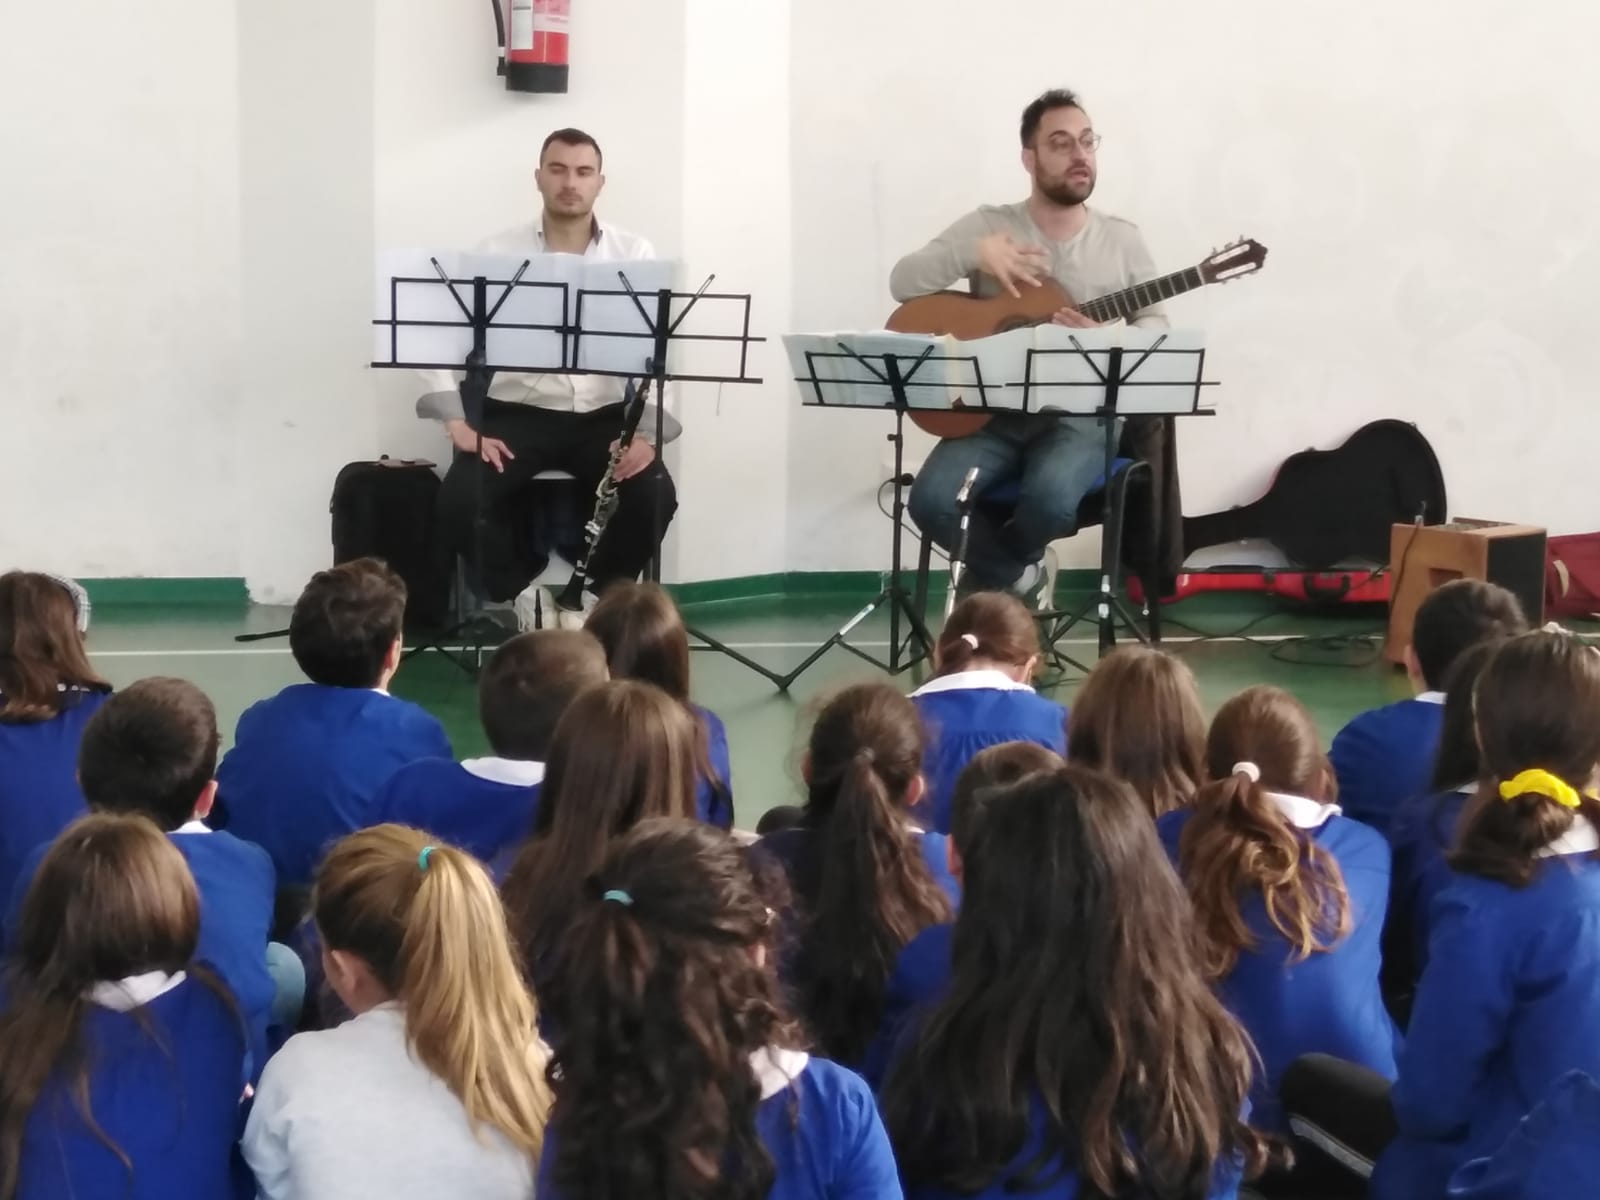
[240,1049,298,1200]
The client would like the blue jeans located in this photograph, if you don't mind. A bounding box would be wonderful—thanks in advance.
[909,414,1118,589]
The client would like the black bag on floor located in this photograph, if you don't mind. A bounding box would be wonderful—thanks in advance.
[330,457,450,631]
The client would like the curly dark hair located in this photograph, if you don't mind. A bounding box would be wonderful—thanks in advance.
[545,819,800,1200]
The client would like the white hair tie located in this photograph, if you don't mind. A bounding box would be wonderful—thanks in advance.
[960,633,979,649]
[1231,761,1262,783]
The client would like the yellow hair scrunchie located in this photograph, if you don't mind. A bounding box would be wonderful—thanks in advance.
[1498,769,1587,810]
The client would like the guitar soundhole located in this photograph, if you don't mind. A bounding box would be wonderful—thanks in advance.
[995,315,1041,334]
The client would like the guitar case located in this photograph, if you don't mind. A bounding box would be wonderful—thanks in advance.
[1182,419,1447,568]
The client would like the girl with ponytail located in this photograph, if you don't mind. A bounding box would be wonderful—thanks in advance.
[541,818,901,1200]
[0,813,245,1200]
[1372,631,1600,1199]
[1158,685,1397,1132]
[242,825,550,1200]
[910,591,1066,833]
[756,682,954,1066]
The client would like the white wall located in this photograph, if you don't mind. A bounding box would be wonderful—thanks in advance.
[236,0,378,602]
[10,0,1600,592]
[788,0,1600,571]
[0,0,242,578]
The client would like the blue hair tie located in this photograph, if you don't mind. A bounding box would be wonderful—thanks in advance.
[601,888,633,907]
[418,846,436,871]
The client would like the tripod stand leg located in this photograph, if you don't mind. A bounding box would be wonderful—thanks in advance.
[686,625,788,689]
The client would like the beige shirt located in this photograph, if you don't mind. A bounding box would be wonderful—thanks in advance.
[415,218,673,430]
[889,202,1169,329]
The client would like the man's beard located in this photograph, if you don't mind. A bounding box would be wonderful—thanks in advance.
[1037,171,1094,206]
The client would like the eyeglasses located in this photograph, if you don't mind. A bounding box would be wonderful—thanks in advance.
[1042,132,1103,153]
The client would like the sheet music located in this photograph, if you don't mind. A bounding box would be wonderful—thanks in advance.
[787,325,1206,416]
[372,251,677,373]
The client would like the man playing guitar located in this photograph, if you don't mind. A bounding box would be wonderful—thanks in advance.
[891,89,1168,607]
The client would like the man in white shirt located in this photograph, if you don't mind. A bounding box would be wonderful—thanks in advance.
[421,128,675,622]
[891,90,1167,609]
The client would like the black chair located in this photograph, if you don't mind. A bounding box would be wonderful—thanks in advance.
[909,455,1163,665]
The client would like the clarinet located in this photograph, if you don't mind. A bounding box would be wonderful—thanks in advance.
[555,378,653,612]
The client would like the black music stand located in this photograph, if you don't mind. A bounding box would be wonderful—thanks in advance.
[573,271,776,685]
[770,338,995,690]
[1012,331,1208,673]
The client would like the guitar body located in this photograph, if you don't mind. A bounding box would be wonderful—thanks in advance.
[885,280,1072,439]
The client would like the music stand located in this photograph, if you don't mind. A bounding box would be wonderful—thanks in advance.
[1009,329,1210,673]
[770,333,996,690]
[571,272,777,685]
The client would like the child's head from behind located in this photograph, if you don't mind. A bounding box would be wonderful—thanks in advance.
[798,681,951,1062]
[1410,579,1527,691]
[1203,685,1331,800]
[477,630,608,762]
[1182,686,1350,979]
[882,764,1267,1198]
[77,677,219,831]
[550,818,792,1200]
[289,558,407,689]
[1066,645,1205,818]
[948,740,1062,859]
[1431,639,1499,792]
[584,581,690,702]
[805,681,925,818]
[1453,632,1600,886]
[934,592,1040,682]
[14,812,198,990]
[0,812,203,1197]
[0,570,106,722]
[313,824,549,1156]
[503,680,700,984]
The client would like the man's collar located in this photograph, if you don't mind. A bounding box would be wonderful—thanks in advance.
[536,215,602,248]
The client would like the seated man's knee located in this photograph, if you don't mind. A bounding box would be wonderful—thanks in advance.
[907,477,954,536]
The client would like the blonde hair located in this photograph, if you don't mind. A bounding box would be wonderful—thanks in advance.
[313,825,551,1161]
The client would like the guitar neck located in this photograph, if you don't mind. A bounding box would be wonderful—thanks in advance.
[1079,265,1206,323]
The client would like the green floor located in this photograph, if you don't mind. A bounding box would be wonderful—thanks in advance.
[83,590,1466,829]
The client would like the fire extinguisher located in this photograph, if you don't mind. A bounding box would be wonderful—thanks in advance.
[493,0,570,94]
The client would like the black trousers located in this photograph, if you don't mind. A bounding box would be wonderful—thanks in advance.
[1277,1053,1399,1189]
[436,399,678,602]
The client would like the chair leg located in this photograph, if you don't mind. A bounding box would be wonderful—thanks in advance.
[1099,466,1141,653]
[1141,473,1162,644]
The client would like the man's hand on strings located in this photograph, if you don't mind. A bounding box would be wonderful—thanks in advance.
[611,439,656,482]
[1051,308,1102,328]
[975,233,1051,298]
[446,419,515,473]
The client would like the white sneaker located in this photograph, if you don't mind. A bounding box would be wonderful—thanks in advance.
[512,584,552,633]
[1019,547,1059,611]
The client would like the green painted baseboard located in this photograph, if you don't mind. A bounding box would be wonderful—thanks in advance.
[80,578,250,606]
[74,571,1102,609]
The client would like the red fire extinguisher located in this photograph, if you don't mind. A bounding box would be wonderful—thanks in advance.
[494,0,570,94]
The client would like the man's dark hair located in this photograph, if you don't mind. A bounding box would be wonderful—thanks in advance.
[289,558,407,689]
[1020,89,1084,147]
[478,630,609,761]
[1411,579,1528,690]
[78,678,220,831]
[540,127,603,169]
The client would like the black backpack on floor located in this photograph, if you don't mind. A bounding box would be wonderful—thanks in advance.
[330,457,451,631]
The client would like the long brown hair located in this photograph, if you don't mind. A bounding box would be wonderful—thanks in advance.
[585,582,730,809]
[1179,686,1351,980]
[0,813,205,1200]
[796,682,953,1063]
[882,766,1270,1197]
[1451,632,1600,887]
[547,819,799,1200]
[0,571,109,722]
[934,591,1040,678]
[501,680,699,991]
[1067,645,1205,818]
[315,825,550,1162]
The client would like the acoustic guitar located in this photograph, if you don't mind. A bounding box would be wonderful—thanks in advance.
[885,238,1267,439]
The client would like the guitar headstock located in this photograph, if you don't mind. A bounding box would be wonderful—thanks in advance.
[1198,237,1267,285]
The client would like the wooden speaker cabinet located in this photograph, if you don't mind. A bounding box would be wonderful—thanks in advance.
[1384,520,1547,665]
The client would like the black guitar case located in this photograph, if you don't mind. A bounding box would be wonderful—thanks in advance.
[1182,419,1447,567]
